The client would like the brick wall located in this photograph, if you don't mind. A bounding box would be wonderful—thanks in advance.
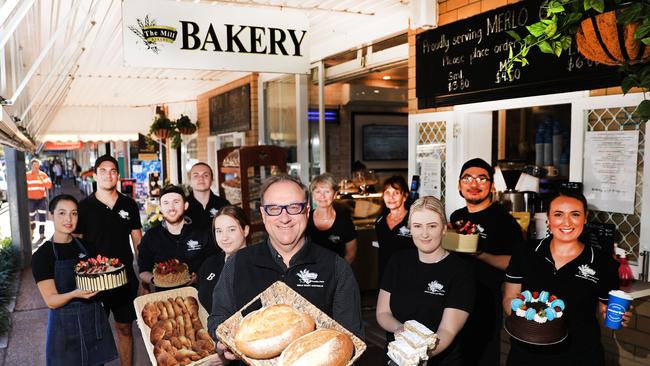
[195,74,259,163]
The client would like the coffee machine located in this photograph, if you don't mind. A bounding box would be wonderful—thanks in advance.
[496,160,537,214]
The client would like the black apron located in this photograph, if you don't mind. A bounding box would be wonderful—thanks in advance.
[45,238,117,366]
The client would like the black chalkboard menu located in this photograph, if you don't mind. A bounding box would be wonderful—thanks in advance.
[209,84,251,135]
[416,0,623,109]
[584,221,617,255]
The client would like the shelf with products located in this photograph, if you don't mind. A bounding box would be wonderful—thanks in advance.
[217,145,288,243]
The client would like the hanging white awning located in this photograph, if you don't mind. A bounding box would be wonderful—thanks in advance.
[41,105,155,142]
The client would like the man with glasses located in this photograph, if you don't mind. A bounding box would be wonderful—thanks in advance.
[208,174,364,358]
[75,155,142,366]
[451,158,522,366]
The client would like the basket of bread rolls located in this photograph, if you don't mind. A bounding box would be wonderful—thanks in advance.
[134,287,218,366]
[216,281,366,365]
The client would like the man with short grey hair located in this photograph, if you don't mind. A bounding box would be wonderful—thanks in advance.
[208,174,364,359]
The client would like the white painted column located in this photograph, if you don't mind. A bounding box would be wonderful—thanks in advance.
[295,74,309,183]
[318,61,326,174]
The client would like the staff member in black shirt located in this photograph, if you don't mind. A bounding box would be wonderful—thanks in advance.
[208,174,364,361]
[33,194,117,366]
[375,175,415,281]
[451,158,522,366]
[75,155,141,366]
[307,173,357,263]
[186,162,230,229]
[138,185,217,288]
[504,190,631,366]
[197,205,249,311]
[378,196,474,366]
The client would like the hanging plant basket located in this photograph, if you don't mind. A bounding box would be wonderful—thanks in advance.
[576,9,650,66]
[178,126,197,135]
[154,128,173,140]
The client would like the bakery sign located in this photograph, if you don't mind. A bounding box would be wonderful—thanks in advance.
[122,0,310,74]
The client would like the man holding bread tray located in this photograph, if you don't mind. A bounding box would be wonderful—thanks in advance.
[208,174,364,361]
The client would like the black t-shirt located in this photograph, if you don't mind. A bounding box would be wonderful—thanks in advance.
[505,237,619,364]
[382,250,474,366]
[375,212,415,281]
[197,251,226,311]
[32,239,99,283]
[307,207,357,257]
[138,222,218,275]
[75,193,141,266]
[450,202,522,292]
[186,191,230,229]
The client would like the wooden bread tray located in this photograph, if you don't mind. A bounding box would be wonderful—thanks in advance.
[133,286,219,366]
[215,281,366,365]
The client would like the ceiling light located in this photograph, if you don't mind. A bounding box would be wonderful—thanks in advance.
[373,90,380,93]
[382,76,391,80]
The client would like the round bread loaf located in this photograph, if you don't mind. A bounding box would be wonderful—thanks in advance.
[234,304,316,359]
[278,328,354,366]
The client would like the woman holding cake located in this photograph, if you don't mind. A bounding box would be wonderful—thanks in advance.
[307,173,357,263]
[375,175,416,281]
[31,194,117,366]
[198,205,249,311]
[377,196,475,365]
[503,190,632,366]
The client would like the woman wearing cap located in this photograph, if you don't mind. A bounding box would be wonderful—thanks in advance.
[307,173,358,263]
[377,196,474,365]
[503,190,632,365]
[32,194,117,366]
[375,175,415,281]
[197,205,250,311]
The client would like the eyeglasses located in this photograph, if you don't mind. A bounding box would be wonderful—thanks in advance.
[460,175,490,184]
[262,202,307,216]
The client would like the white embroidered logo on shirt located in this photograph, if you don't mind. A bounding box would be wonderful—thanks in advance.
[296,269,324,288]
[209,208,218,217]
[78,252,86,259]
[206,273,216,281]
[118,210,130,219]
[186,240,201,251]
[328,235,341,243]
[424,280,446,296]
[576,264,599,283]
[398,226,411,237]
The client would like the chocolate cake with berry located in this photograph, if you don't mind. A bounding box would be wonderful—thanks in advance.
[505,290,567,345]
[153,259,190,288]
[75,255,128,291]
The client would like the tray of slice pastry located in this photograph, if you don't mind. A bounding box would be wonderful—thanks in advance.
[215,281,366,366]
[134,286,219,366]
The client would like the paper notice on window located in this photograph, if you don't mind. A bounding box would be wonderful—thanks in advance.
[583,130,638,214]
[419,157,441,199]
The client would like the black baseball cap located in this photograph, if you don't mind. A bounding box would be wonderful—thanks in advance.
[160,185,186,201]
[459,158,494,182]
[94,155,119,172]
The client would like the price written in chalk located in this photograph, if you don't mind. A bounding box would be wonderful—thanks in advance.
[495,67,520,84]
[448,69,470,92]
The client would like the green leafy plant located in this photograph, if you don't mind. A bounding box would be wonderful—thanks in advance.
[506,0,650,120]
[0,237,18,336]
[149,114,175,136]
[175,114,198,134]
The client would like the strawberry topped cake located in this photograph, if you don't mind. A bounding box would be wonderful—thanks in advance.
[153,259,190,288]
[75,255,128,291]
[505,290,567,345]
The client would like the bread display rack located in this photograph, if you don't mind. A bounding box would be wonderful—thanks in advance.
[217,145,287,242]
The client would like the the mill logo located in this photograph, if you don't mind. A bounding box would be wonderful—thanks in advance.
[128,15,177,54]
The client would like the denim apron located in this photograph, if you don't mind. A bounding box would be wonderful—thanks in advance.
[45,238,118,366]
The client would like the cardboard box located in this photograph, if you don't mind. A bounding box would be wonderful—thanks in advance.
[216,281,366,365]
[442,230,479,253]
[133,286,219,366]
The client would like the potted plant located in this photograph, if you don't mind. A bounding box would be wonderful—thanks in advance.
[175,114,198,135]
[506,0,650,120]
[149,113,174,140]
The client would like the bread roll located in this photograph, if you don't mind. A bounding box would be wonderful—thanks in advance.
[142,302,160,327]
[234,304,316,359]
[278,328,354,366]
